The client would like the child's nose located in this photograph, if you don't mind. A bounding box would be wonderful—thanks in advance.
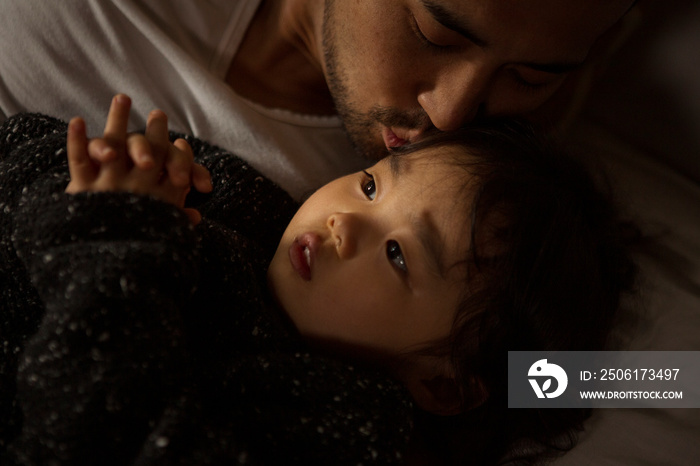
[326,212,358,259]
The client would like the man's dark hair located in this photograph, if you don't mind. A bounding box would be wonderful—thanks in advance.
[396,120,639,464]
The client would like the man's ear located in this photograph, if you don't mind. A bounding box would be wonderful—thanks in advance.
[402,357,488,416]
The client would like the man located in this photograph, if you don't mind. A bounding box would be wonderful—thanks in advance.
[0,0,634,198]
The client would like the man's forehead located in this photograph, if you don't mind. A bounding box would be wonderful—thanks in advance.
[437,0,634,17]
[428,0,634,47]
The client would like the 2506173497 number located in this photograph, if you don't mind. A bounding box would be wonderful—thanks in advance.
[599,369,679,381]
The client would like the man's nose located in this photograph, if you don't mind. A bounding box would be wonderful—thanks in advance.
[418,63,490,131]
[327,212,360,259]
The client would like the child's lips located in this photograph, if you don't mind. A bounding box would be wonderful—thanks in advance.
[288,232,320,281]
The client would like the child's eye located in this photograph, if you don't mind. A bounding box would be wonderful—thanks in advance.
[386,240,408,273]
[362,171,376,200]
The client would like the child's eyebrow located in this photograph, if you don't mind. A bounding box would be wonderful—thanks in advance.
[388,154,405,177]
[413,212,446,279]
[388,155,446,278]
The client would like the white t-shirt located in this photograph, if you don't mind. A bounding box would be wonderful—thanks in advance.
[0,0,364,198]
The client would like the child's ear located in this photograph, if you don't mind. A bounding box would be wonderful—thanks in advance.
[410,373,463,415]
[402,357,487,416]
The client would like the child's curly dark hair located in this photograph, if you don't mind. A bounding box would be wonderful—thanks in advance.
[396,119,639,465]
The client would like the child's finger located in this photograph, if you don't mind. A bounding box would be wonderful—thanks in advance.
[87,139,129,186]
[126,133,156,170]
[144,109,170,175]
[183,208,203,225]
[65,117,95,191]
[191,163,213,193]
[103,94,131,142]
[87,138,118,163]
[166,138,195,188]
[145,109,170,151]
[127,133,166,190]
[157,177,191,209]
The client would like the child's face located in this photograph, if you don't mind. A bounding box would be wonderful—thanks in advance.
[268,147,471,364]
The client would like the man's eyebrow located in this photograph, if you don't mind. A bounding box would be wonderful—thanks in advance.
[421,0,488,47]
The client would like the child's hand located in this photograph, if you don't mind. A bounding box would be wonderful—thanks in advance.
[65,94,212,224]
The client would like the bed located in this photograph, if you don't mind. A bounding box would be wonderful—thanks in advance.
[550,1,700,464]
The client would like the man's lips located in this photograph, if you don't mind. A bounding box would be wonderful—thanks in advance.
[288,232,321,281]
[382,126,427,150]
[382,127,408,149]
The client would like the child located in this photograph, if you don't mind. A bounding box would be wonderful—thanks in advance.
[0,96,636,465]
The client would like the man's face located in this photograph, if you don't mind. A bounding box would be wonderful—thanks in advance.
[321,0,633,157]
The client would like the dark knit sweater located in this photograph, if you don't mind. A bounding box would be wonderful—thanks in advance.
[0,114,412,465]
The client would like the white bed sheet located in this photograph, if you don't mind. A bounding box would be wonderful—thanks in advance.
[552,120,700,465]
[549,1,700,461]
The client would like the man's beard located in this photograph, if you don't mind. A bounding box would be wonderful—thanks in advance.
[321,0,431,160]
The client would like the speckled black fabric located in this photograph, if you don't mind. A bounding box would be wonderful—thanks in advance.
[0,114,412,465]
